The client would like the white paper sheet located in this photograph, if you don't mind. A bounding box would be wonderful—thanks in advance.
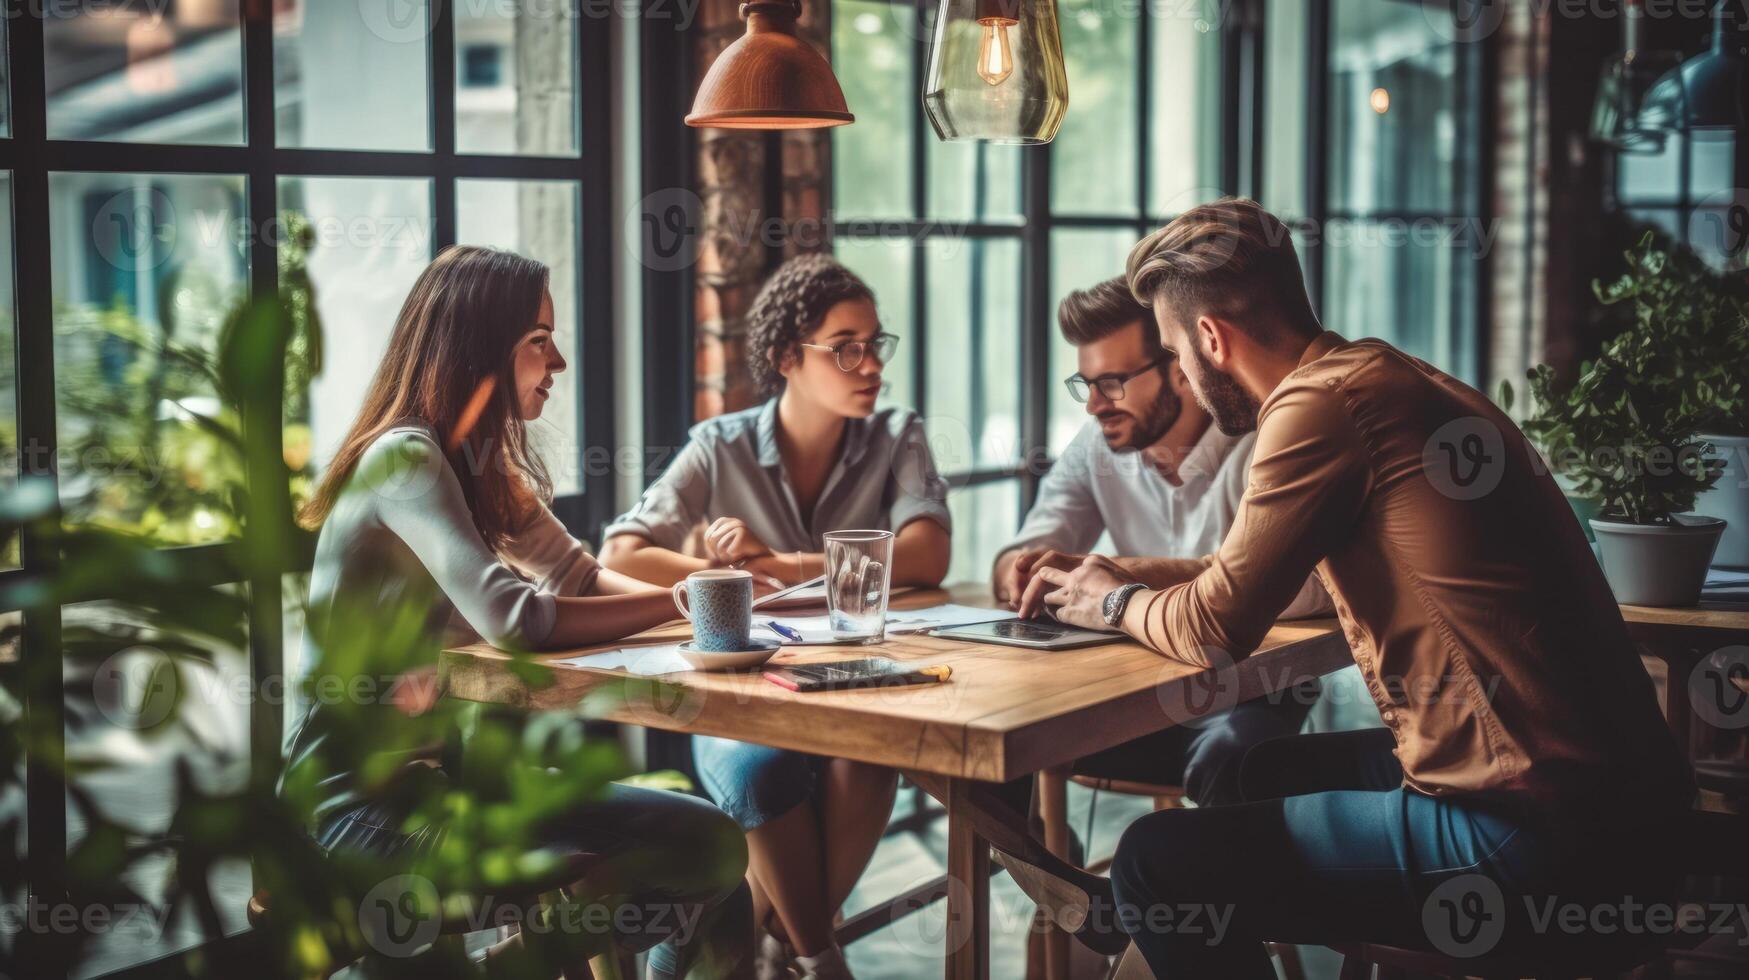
[557,644,694,676]
[755,603,1013,645]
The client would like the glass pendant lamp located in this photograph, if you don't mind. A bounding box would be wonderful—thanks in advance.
[923,0,1069,144]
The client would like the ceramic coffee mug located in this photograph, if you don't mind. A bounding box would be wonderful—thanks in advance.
[672,569,754,651]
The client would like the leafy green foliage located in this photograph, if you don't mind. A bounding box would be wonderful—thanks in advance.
[1507,233,1745,524]
[52,212,324,545]
[2,227,704,978]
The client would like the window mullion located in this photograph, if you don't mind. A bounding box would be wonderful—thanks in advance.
[9,5,69,971]
[431,0,458,253]
[240,0,287,813]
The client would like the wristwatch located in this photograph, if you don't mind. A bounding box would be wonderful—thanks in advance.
[1102,583,1148,627]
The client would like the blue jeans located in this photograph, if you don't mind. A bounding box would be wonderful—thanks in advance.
[694,735,835,830]
[1109,729,1678,978]
[318,783,751,978]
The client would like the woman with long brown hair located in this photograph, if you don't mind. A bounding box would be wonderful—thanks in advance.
[285,245,750,978]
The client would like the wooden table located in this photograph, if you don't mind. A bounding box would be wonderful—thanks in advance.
[440,586,1352,980]
[1620,602,1749,754]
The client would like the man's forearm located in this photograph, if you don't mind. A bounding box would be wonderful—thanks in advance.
[1118,586,1225,669]
[1111,555,1213,590]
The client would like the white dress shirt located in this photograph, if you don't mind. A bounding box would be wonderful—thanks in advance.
[1003,419,1329,618]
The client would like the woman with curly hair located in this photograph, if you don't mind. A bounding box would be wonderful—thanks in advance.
[601,253,951,979]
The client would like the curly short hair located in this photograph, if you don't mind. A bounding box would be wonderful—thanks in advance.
[745,254,875,397]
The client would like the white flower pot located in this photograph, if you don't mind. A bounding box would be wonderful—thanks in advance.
[1590,515,1727,606]
[1697,433,1749,568]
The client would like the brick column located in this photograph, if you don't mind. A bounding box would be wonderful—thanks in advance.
[691,0,834,421]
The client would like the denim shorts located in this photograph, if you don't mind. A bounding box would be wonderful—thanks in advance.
[692,735,830,830]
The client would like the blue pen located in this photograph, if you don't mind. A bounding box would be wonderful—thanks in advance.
[764,620,804,643]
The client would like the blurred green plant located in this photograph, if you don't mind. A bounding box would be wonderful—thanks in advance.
[1504,232,1745,524]
[52,212,323,546]
[1,224,719,978]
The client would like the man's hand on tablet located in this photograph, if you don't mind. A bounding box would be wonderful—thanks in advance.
[1000,548,1088,609]
[1018,555,1142,631]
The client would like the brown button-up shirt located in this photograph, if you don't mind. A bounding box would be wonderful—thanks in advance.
[1134,332,1692,819]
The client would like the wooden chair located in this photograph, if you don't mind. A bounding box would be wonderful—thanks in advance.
[1032,766,1307,980]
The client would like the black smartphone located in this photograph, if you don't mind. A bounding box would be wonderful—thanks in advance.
[762,658,947,692]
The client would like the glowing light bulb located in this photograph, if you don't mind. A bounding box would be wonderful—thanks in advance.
[977,18,1015,86]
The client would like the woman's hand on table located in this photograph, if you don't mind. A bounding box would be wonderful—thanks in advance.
[1018,555,1143,630]
[704,517,772,566]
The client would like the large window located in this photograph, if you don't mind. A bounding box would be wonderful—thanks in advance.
[832,0,1483,585]
[1262,0,1484,380]
[1613,128,1743,271]
[4,3,614,975]
[831,0,1223,582]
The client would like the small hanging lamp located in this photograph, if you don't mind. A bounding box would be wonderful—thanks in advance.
[923,0,1069,144]
[686,0,854,130]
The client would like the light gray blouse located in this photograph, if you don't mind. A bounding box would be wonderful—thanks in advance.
[284,423,600,821]
[603,400,953,553]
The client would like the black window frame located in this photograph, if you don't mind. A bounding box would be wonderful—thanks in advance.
[828,0,1257,527]
[827,0,1492,533]
[2,6,617,977]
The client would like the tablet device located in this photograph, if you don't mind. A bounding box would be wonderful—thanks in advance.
[931,618,1122,650]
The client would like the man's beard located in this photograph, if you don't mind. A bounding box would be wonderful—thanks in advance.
[1189,345,1260,436]
[1101,382,1180,451]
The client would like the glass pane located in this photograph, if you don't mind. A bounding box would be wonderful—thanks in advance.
[1051,0,1139,216]
[1623,208,1683,245]
[1048,228,1138,454]
[458,179,582,494]
[1691,132,1736,203]
[456,0,577,155]
[45,1,244,144]
[275,0,432,151]
[833,0,914,219]
[278,177,434,468]
[929,139,1024,223]
[925,237,1021,473]
[1329,0,1456,215]
[50,173,249,544]
[1147,6,1223,217]
[835,235,915,411]
[1262,0,1308,218]
[0,174,13,568]
[64,597,252,975]
[1617,141,1682,205]
[945,478,1019,587]
[1323,218,1455,371]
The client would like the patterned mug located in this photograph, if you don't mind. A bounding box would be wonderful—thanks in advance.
[671,569,754,651]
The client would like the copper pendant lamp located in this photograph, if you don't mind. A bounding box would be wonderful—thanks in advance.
[686,0,854,130]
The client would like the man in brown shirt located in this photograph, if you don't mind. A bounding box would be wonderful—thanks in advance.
[1011,198,1692,976]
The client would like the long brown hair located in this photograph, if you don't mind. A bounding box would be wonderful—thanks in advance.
[299,245,553,551]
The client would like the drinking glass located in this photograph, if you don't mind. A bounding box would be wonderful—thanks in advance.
[824,530,895,643]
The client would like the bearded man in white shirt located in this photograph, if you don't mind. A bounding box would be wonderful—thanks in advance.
[992,277,1326,808]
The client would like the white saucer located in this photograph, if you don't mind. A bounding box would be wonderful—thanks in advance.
[677,637,783,671]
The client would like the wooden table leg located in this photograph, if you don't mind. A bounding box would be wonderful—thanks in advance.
[946,777,990,980]
[1038,766,1072,980]
[1651,642,1697,758]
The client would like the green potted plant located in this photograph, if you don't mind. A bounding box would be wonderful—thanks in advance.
[1512,233,1733,605]
[1668,248,1749,569]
